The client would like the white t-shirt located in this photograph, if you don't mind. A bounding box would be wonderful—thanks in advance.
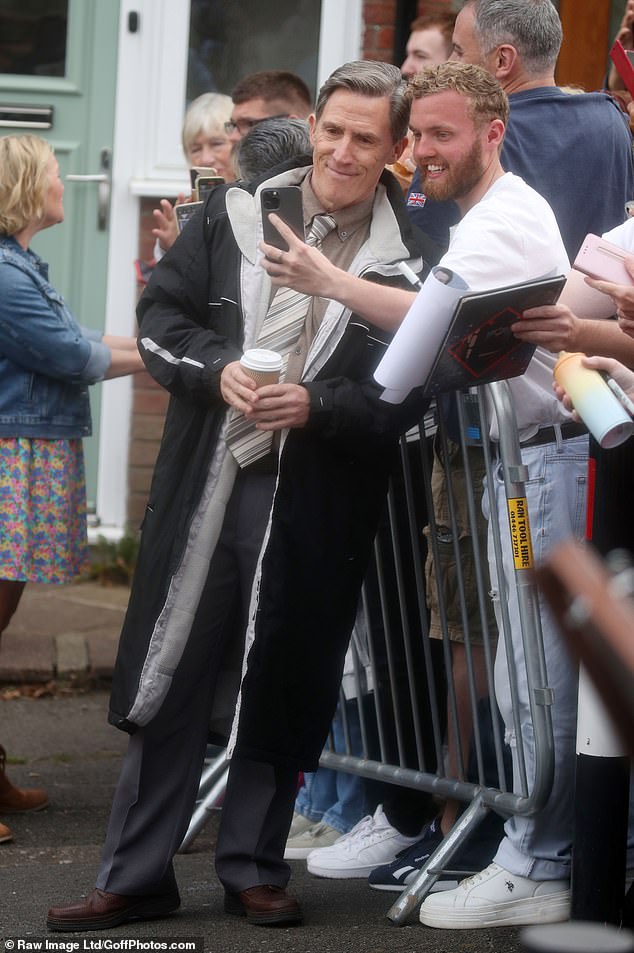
[440,172,571,437]
[603,216,634,251]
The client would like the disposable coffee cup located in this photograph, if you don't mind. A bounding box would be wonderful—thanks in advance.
[240,348,283,387]
[553,351,634,449]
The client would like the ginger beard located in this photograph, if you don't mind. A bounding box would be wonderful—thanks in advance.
[419,134,486,204]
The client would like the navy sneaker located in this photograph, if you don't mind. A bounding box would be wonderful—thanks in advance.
[368,814,500,893]
[368,817,451,892]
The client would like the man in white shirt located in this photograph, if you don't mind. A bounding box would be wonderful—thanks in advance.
[264,60,584,929]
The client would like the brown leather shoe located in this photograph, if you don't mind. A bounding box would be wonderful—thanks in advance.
[0,821,12,844]
[0,745,48,813]
[47,888,181,932]
[224,884,303,926]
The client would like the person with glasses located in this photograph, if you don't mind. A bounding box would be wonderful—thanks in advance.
[226,69,312,144]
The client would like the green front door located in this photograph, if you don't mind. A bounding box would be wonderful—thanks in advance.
[0,0,120,512]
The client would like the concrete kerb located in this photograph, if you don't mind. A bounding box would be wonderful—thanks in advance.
[0,581,129,686]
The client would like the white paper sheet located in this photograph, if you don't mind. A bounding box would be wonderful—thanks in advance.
[374,266,469,403]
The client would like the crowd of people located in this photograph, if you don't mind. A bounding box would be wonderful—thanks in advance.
[1,0,634,938]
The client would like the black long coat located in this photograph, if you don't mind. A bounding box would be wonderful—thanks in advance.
[109,159,438,770]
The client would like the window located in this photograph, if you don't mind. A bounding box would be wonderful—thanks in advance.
[610,1,628,49]
[0,0,68,77]
[187,0,322,103]
[126,0,360,192]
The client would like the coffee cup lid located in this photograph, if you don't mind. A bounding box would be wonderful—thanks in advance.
[241,348,283,371]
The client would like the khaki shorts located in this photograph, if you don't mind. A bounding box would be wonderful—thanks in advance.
[423,439,496,643]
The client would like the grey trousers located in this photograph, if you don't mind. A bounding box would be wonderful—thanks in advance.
[214,756,299,894]
[96,470,276,895]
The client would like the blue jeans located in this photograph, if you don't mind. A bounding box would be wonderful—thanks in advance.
[294,698,367,835]
[484,434,588,881]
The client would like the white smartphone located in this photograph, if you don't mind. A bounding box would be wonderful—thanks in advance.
[189,166,217,190]
[573,233,633,286]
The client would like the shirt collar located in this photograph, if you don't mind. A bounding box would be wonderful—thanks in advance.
[301,172,375,242]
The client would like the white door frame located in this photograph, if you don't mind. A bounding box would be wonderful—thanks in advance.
[97,0,362,534]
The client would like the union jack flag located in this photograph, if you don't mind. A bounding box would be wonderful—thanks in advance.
[407,192,427,208]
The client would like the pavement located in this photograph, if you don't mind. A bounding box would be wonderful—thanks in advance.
[0,693,528,953]
[0,580,129,686]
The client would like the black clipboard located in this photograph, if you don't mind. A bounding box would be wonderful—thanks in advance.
[423,274,566,396]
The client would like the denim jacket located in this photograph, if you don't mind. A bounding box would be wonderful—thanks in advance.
[0,236,111,438]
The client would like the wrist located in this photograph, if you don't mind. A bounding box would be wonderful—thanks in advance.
[565,315,581,351]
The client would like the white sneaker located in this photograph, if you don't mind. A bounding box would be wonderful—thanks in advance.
[306,804,422,879]
[418,862,570,929]
[288,812,314,839]
[284,820,341,859]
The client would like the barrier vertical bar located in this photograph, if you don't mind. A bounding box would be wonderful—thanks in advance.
[487,380,555,809]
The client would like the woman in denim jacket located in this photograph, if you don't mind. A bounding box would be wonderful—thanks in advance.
[0,134,144,843]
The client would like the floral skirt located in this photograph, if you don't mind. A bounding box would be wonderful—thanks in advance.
[0,438,88,583]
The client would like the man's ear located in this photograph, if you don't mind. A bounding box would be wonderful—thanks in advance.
[487,118,506,150]
[493,43,518,82]
[308,112,317,145]
[391,136,409,163]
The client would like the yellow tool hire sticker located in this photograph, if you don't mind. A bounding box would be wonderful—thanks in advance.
[507,497,533,570]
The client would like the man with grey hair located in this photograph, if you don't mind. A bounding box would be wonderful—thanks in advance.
[407,0,634,256]
[236,117,311,182]
[47,59,438,932]
[454,0,562,74]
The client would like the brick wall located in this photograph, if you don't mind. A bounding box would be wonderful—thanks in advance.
[126,1,455,526]
[128,198,169,529]
[362,0,456,61]
[129,374,168,527]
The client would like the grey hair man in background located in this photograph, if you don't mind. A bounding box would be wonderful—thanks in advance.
[236,116,311,181]
[407,0,634,255]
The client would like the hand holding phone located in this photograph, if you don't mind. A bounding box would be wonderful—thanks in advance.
[260,186,305,252]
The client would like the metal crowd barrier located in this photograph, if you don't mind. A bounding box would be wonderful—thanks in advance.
[180,381,556,928]
[320,381,555,924]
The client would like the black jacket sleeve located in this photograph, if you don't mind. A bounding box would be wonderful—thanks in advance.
[136,193,243,407]
[304,373,428,458]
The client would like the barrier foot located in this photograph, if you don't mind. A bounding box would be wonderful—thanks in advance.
[387,795,490,925]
